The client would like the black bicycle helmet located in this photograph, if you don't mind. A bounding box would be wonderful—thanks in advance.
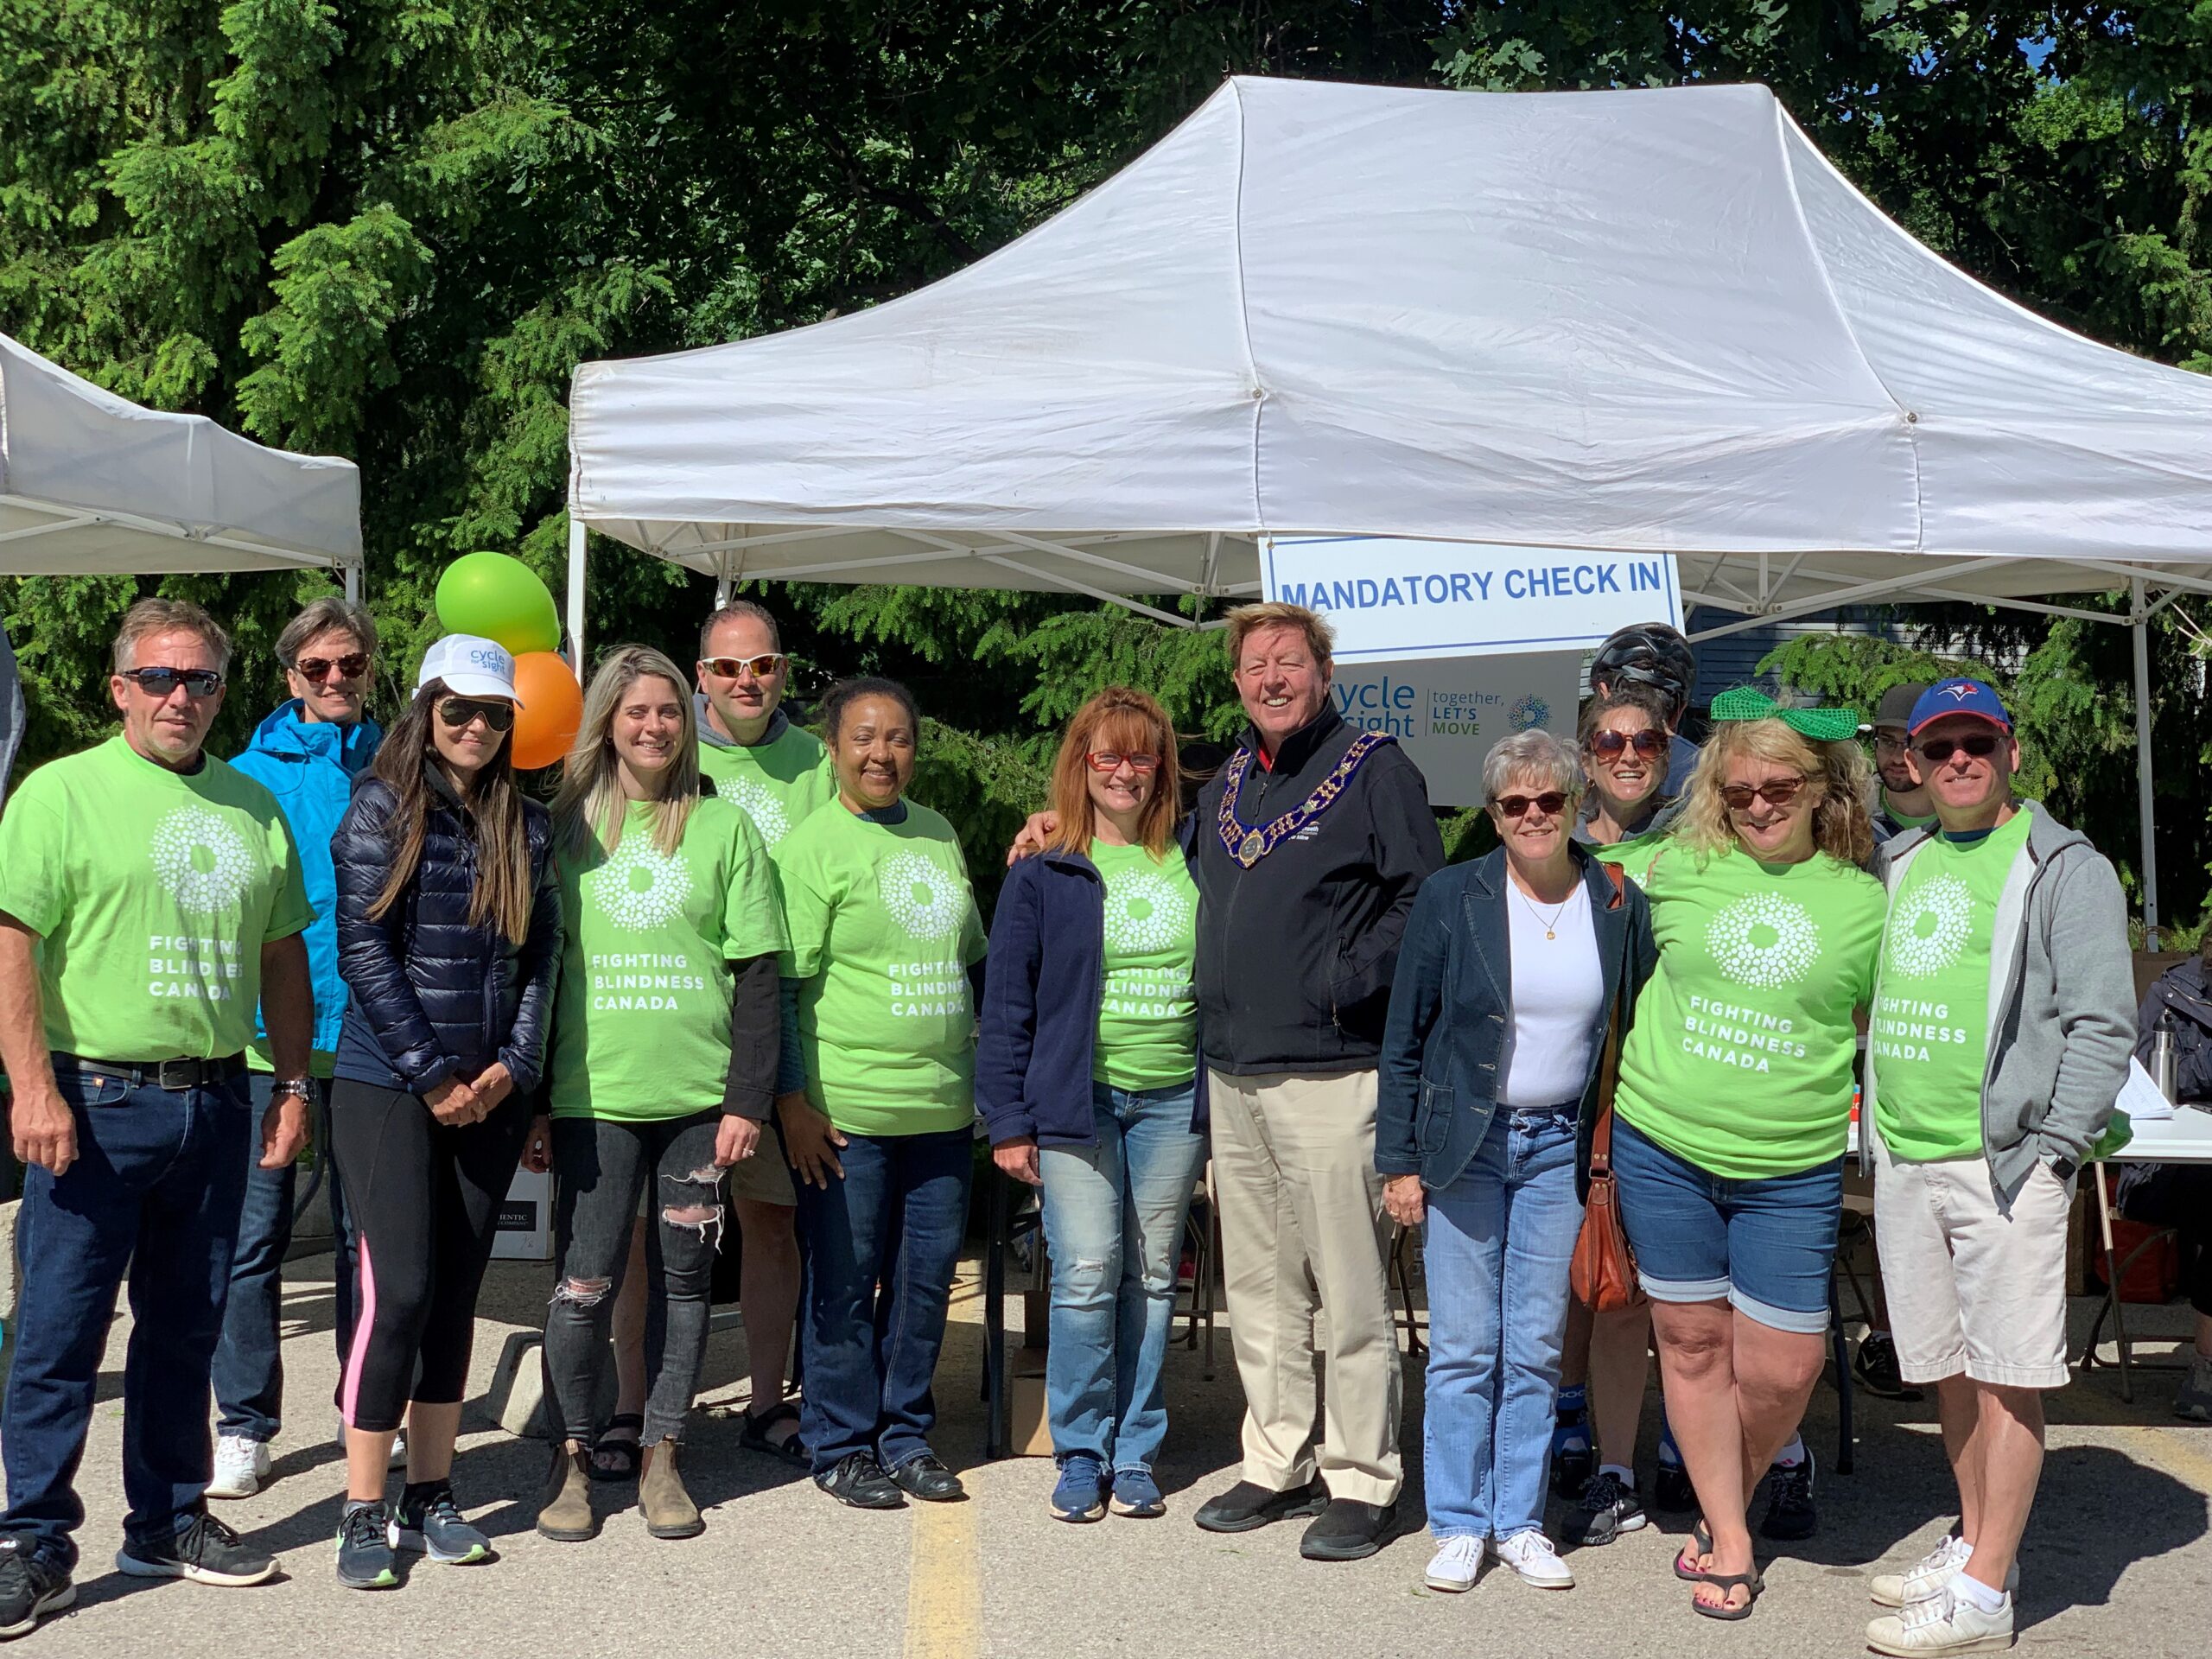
[1590,623,1696,718]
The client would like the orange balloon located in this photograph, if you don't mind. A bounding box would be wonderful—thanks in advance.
[509,652,583,771]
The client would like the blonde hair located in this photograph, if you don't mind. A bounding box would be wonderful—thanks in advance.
[1673,718,1873,868]
[1042,687,1182,860]
[1225,601,1334,669]
[552,645,701,859]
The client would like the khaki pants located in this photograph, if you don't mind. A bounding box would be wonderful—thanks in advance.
[1207,1067,1402,1505]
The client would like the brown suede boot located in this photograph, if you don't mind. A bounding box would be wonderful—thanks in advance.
[537,1444,598,1542]
[639,1440,704,1540]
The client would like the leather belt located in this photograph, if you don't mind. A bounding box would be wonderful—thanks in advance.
[51,1052,246,1091]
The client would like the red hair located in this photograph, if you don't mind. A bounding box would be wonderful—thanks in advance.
[1043,688,1182,859]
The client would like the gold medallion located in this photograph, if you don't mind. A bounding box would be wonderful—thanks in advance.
[1239,830,1266,863]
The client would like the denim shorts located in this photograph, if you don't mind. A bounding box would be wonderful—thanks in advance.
[1611,1114,1841,1335]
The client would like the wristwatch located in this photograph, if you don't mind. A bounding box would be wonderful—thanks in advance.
[270,1077,315,1103]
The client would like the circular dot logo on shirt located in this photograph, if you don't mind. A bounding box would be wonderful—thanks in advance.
[1102,868,1192,954]
[590,836,694,931]
[720,777,790,847]
[1705,891,1821,989]
[878,850,963,941]
[148,804,256,914]
[1886,874,1974,979]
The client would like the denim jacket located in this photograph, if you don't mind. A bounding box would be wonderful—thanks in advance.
[1376,845,1656,1199]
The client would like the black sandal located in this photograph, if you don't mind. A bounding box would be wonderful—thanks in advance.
[739,1401,810,1468]
[1691,1569,1764,1622]
[588,1414,645,1482]
[1674,1518,1714,1582]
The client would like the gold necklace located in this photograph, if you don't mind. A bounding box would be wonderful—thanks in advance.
[1513,881,1573,940]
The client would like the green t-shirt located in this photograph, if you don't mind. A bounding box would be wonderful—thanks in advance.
[778,801,988,1136]
[696,719,838,853]
[0,734,314,1062]
[1614,844,1885,1179]
[1871,810,2033,1162]
[1881,793,1939,833]
[549,797,786,1122]
[1090,839,1199,1092]
[1591,829,1670,884]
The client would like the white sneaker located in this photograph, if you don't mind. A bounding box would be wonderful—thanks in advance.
[1866,1584,2015,1655]
[1423,1535,1484,1592]
[1870,1535,2018,1609]
[207,1436,270,1501]
[1492,1530,1574,1589]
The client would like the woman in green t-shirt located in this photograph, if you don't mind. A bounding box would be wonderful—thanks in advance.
[530,646,784,1546]
[976,688,1205,1524]
[1608,698,1883,1621]
[776,677,988,1511]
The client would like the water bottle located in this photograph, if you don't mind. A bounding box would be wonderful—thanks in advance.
[2150,1014,2179,1103]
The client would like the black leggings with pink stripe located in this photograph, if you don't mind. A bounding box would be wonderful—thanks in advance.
[327,1081,532,1432]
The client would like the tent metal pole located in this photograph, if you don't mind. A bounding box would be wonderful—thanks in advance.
[343,563,360,603]
[2131,577,2160,950]
[566,515,588,669]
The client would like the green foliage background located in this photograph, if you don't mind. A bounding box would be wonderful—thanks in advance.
[5,1,2211,925]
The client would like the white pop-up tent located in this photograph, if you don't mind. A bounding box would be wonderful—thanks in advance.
[569,75,2212,938]
[1,333,362,586]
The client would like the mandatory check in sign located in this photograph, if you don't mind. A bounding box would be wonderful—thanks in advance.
[1262,535,1683,666]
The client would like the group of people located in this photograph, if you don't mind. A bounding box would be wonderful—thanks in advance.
[0,591,2183,1656]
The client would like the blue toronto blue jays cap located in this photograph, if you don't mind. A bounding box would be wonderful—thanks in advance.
[1907,677,2010,735]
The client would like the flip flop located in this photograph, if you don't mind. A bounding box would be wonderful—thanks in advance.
[588,1413,645,1482]
[1674,1518,1715,1582]
[1691,1569,1764,1622]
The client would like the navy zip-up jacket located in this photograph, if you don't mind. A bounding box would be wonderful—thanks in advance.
[976,847,1207,1147]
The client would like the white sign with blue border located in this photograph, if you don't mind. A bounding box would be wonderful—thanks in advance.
[1262,535,1682,665]
[1331,652,1582,808]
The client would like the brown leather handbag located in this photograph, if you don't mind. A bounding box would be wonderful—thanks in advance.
[1572,865,1646,1313]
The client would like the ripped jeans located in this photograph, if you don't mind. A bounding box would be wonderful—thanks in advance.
[543,1110,726,1447]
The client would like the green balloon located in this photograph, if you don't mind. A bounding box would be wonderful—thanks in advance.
[435,551,560,654]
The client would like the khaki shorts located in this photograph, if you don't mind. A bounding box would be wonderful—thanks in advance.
[725,1128,796,1208]
[1873,1146,2073,1390]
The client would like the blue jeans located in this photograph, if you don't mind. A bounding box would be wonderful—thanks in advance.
[1421,1105,1583,1541]
[2,1065,252,1570]
[211,1076,362,1441]
[792,1126,973,1475]
[1039,1080,1205,1472]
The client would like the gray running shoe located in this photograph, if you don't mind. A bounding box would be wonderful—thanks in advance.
[391,1488,491,1565]
[2175,1355,2212,1423]
[335,1502,397,1591]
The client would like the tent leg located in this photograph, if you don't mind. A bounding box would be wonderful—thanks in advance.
[566,515,588,671]
[2131,579,2160,951]
[342,564,360,603]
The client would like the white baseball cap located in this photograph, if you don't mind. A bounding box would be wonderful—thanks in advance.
[417,634,524,705]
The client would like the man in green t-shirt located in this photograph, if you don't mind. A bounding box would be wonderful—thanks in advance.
[690,599,834,1464]
[1862,679,2133,1658]
[0,599,314,1624]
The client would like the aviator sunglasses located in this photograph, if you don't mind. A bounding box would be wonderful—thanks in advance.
[1915,733,2003,764]
[1492,791,1570,819]
[437,697,516,733]
[119,666,223,700]
[1588,728,1669,761]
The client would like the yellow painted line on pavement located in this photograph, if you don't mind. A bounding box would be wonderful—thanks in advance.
[904,1498,982,1659]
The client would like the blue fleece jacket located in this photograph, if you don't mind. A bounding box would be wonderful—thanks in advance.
[231,700,383,1058]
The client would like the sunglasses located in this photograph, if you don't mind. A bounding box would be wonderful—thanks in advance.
[1492,791,1570,819]
[294,652,369,683]
[699,653,787,680]
[120,666,223,700]
[437,697,515,733]
[1915,734,2003,764]
[1085,752,1161,773]
[1719,775,1808,810]
[1588,728,1669,760]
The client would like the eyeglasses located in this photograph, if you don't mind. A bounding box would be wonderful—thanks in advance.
[436,697,515,733]
[1915,734,2003,764]
[294,652,369,683]
[1872,731,1910,753]
[1492,791,1570,819]
[699,653,787,680]
[1588,728,1669,761]
[1719,775,1808,810]
[119,666,223,700]
[1085,752,1161,773]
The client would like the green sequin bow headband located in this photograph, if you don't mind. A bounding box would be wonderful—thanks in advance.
[1707,685,1862,742]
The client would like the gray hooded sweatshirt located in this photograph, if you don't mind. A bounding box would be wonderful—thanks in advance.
[1860,801,2136,1213]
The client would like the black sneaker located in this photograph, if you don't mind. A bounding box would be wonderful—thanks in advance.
[0,1539,73,1639]
[1853,1333,1924,1402]
[1758,1448,1817,1542]
[1549,1443,1594,1502]
[335,1501,398,1591]
[1651,1458,1694,1513]
[887,1453,965,1503]
[817,1452,905,1510]
[115,1510,275,1586]
[1192,1478,1329,1535]
[1298,1497,1396,1561]
[1560,1470,1649,1547]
